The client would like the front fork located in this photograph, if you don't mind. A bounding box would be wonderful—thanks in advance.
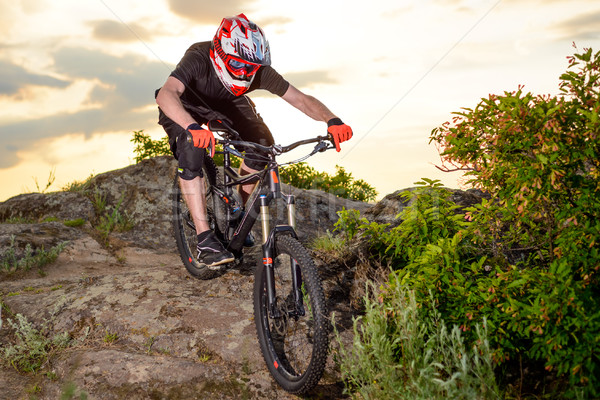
[260,194,305,319]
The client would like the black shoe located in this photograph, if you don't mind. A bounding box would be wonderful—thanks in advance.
[197,231,234,269]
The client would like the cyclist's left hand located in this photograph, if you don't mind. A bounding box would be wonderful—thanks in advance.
[187,123,216,158]
[327,118,353,152]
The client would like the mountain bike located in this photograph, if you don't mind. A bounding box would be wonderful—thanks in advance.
[171,119,335,394]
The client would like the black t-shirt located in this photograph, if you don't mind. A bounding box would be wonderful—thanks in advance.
[169,42,289,111]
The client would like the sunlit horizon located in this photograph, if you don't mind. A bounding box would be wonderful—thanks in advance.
[1,0,598,202]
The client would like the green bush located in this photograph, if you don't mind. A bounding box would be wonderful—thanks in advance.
[335,46,599,398]
[1,236,67,274]
[90,190,134,241]
[131,130,171,163]
[281,162,377,202]
[428,46,600,397]
[335,281,499,400]
[339,178,468,264]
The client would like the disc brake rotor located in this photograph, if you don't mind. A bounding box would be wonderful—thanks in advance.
[272,297,289,336]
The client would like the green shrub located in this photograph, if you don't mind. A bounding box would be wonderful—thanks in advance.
[91,191,134,240]
[131,130,171,163]
[424,45,600,398]
[335,178,468,265]
[335,48,600,398]
[281,162,377,202]
[335,281,499,400]
[334,208,362,242]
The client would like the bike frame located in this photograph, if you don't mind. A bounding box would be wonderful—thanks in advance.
[209,131,329,319]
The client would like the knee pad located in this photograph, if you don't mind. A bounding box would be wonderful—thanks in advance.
[176,130,207,180]
[178,167,203,180]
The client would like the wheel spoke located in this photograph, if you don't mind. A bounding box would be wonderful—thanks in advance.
[254,235,329,393]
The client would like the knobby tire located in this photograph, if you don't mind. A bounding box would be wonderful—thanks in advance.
[253,234,329,394]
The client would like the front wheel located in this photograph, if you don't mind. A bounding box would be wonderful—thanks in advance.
[253,235,329,394]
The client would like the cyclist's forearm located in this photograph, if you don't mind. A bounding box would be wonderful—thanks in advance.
[282,84,336,123]
[156,87,196,129]
[299,95,336,123]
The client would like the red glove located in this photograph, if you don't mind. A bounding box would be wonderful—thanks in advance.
[327,118,353,152]
[187,123,215,158]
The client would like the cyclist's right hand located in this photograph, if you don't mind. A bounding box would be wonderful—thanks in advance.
[327,118,353,152]
[187,123,215,158]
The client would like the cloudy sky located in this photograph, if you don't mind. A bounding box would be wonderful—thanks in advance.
[0,0,598,201]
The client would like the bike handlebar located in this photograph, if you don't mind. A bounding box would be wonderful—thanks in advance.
[219,136,330,154]
[208,119,334,161]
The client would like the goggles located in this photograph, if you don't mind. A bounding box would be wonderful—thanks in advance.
[226,57,261,80]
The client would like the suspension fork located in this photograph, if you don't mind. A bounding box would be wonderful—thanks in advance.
[260,194,277,318]
[260,193,305,319]
[284,193,305,317]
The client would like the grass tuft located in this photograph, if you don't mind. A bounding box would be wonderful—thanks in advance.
[1,236,67,274]
[2,314,72,373]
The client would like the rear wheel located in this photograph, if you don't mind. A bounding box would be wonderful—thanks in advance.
[253,234,329,393]
[172,158,228,279]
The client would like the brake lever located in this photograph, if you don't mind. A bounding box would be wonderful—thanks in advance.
[314,141,329,153]
[207,144,213,158]
[272,144,283,156]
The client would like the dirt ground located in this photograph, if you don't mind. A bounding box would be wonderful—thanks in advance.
[0,234,356,399]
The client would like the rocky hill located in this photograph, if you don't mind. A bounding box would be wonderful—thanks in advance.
[0,156,373,400]
[0,156,482,399]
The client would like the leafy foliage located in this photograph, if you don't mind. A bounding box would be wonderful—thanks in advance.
[334,46,600,399]
[131,130,171,163]
[341,178,468,264]
[334,280,499,400]
[429,46,600,397]
[280,162,377,202]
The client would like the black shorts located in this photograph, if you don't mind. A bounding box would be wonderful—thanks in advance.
[157,95,275,180]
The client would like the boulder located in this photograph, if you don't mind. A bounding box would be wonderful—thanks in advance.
[0,191,94,223]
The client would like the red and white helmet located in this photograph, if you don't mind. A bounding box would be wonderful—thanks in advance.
[210,14,271,96]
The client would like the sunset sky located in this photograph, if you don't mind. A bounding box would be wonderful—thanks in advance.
[1,0,599,201]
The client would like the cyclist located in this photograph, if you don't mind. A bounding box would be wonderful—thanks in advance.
[156,14,353,268]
